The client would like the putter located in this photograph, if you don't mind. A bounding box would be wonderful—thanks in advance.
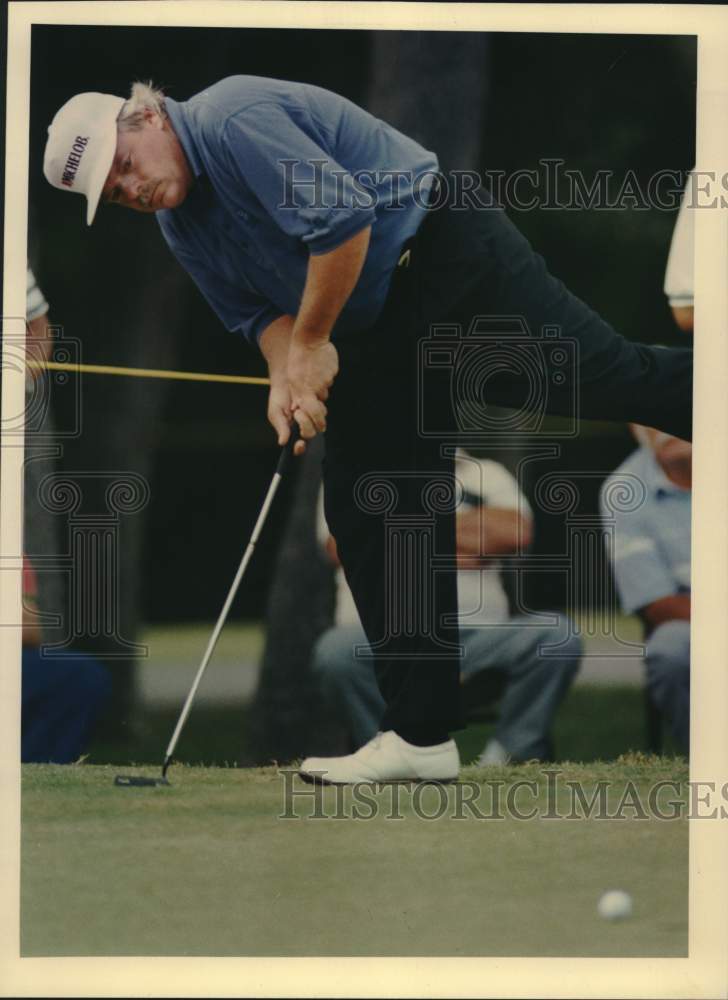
[114,774,169,787]
[114,425,301,788]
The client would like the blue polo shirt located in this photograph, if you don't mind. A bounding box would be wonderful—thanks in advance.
[600,445,691,615]
[156,76,439,346]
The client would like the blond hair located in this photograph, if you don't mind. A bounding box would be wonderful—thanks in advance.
[117,81,167,131]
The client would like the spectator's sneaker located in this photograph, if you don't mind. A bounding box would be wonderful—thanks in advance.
[299,730,460,785]
[476,738,511,766]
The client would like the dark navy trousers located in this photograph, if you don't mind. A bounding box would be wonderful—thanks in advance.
[323,197,693,735]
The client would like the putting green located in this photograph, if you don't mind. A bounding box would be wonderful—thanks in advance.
[21,758,688,957]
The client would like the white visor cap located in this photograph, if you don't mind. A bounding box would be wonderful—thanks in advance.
[43,92,126,225]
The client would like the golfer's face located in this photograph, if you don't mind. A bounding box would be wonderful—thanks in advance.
[102,112,193,213]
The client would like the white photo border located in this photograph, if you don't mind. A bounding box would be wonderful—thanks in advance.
[2,3,726,997]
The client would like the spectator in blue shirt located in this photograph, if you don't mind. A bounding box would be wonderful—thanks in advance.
[44,76,693,784]
[600,426,691,754]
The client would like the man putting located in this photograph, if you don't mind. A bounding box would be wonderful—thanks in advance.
[44,76,693,784]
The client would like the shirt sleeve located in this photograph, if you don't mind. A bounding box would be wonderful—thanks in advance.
[664,174,694,307]
[600,483,678,615]
[161,226,283,347]
[221,102,376,255]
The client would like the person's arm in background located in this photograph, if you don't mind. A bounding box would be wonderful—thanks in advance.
[26,266,52,376]
[664,171,694,334]
[455,507,533,570]
[26,313,53,366]
[453,456,534,569]
[671,305,693,334]
[639,593,691,632]
[22,557,42,647]
[629,424,692,490]
[323,535,341,567]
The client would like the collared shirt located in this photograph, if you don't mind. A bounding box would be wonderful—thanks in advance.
[600,445,691,615]
[157,76,439,346]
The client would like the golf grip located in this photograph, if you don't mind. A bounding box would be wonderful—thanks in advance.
[161,423,301,777]
[276,422,301,475]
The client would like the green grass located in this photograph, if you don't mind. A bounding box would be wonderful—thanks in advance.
[21,757,688,957]
[24,619,685,958]
[140,621,265,662]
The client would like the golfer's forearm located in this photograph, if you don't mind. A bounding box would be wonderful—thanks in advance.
[293,226,371,345]
[259,315,295,381]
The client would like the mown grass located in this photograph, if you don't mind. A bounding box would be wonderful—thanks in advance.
[21,756,688,958]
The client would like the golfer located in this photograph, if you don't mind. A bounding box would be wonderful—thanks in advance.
[44,76,693,784]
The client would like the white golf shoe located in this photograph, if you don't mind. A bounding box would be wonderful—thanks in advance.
[298,730,460,785]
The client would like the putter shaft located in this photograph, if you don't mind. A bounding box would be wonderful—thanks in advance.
[161,429,299,775]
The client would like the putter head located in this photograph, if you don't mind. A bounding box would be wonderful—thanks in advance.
[114,774,170,788]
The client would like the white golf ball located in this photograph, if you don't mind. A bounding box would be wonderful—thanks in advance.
[597,889,633,920]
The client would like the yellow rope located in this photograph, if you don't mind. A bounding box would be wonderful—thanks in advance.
[27,358,270,387]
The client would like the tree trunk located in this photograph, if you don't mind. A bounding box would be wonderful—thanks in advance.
[243,434,336,765]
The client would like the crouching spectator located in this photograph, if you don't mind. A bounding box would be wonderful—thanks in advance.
[600,427,691,755]
[313,450,581,764]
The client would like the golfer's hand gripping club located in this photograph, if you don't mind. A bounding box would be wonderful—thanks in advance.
[161,425,301,778]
